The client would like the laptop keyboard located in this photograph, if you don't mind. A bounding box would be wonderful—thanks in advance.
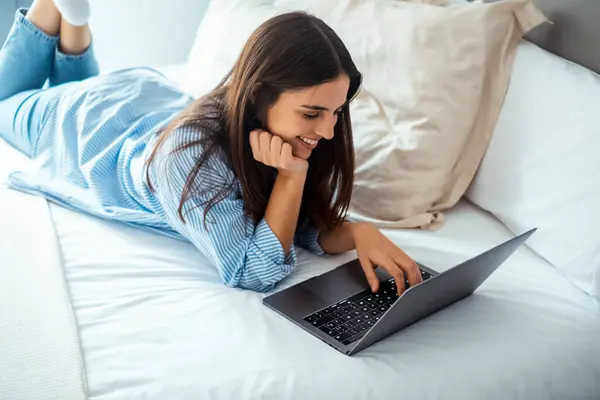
[303,269,433,346]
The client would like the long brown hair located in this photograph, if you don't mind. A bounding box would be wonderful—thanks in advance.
[146,12,362,232]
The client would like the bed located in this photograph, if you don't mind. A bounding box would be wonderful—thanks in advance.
[1,1,600,399]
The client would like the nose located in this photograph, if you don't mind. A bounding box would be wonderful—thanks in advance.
[314,114,337,140]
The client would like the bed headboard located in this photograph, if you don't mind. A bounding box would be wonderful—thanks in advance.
[525,0,600,74]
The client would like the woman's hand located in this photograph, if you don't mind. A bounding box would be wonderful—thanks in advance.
[351,223,422,295]
[250,129,308,176]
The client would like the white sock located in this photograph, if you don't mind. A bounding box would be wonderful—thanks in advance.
[54,0,91,26]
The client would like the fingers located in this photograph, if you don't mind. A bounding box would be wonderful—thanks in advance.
[392,252,422,288]
[357,254,380,293]
[270,135,284,167]
[378,256,406,295]
[250,129,284,168]
[249,130,308,174]
[259,130,272,164]
[249,130,261,161]
[279,142,293,168]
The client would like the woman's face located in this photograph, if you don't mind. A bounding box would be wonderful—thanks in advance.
[264,74,350,160]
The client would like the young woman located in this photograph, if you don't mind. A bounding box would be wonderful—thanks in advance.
[0,0,421,293]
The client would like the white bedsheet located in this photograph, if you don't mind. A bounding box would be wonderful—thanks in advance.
[48,192,600,399]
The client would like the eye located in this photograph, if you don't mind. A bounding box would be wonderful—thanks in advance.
[303,112,319,120]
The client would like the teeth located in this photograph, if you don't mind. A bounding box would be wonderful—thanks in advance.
[300,137,318,146]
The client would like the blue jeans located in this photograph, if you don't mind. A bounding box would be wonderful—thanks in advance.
[0,9,99,157]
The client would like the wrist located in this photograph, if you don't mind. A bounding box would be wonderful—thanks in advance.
[276,169,307,183]
[348,221,372,239]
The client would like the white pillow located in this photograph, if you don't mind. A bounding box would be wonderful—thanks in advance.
[185,1,285,97]
[466,41,600,304]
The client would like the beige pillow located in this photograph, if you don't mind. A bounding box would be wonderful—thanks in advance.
[285,0,547,229]
[187,0,547,229]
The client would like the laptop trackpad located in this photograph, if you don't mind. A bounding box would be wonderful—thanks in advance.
[264,259,372,319]
[302,259,371,305]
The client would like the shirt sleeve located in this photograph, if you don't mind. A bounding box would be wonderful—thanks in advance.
[148,126,297,292]
[294,220,325,256]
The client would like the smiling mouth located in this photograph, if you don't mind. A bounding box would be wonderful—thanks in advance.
[298,136,319,149]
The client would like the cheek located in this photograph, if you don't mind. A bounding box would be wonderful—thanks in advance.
[266,110,310,141]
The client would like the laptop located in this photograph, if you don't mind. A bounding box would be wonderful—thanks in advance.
[263,228,536,356]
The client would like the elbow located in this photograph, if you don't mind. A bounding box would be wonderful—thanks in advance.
[227,280,277,293]
[222,254,295,293]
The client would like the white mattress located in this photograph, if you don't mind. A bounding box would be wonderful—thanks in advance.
[0,140,87,399]
[2,63,600,400]
[47,123,600,400]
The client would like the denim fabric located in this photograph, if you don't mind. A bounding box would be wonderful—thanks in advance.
[0,8,98,156]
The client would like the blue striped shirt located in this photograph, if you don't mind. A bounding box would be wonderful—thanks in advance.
[8,67,324,292]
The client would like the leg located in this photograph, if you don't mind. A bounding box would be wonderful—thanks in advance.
[0,91,45,157]
[26,0,62,37]
[0,83,70,157]
[49,9,99,86]
[0,6,60,101]
[59,18,91,55]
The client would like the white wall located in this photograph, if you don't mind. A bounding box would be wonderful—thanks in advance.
[89,0,209,71]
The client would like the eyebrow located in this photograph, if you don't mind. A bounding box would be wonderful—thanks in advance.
[300,104,345,112]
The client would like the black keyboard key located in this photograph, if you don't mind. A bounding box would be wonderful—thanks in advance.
[364,296,374,303]
[352,310,362,317]
[337,324,348,332]
[344,320,357,329]
[356,324,368,332]
[343,314,353,321]
[355,318,364,325]
[305,315,316,323]
[378,306,387,312]
[365,320,374,327]
[348,328,359,336]
[360,306,370,313]
[335,331,352,343]
[313,315,333,327]
[374,316,381,321]
[321,307,332,315]
[370,309,382,317]
[331,311,342,318]
[325,322,336,329]
[357,300,367,307]
[334,318,346,326]
[314,312,324,319]
[377,299,386,305]
[363,313,371,320]
[349,304,358,310]
[368,302,378,310]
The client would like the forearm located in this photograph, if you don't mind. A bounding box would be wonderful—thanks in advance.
[318,221,357,255]
[264,172,306,256]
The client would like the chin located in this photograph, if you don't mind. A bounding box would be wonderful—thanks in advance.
[294,148,312,160]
